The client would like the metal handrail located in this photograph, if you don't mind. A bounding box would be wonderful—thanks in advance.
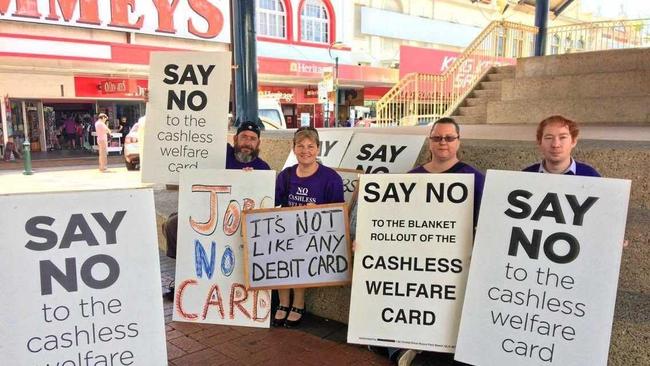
[375,21,538,127]
[546,18,650,55]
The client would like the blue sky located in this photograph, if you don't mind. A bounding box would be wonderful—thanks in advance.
[581,0,650,19]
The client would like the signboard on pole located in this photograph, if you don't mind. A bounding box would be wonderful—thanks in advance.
[0,189,167,364]
[339,133,425,173]
[173,170,276,328]
[142,51,231,184]
[283,130,354,169]
[455,170,631,366]
[347,174,474,352]
[242,203,352,290]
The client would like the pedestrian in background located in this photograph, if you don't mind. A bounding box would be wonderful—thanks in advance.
[94,113,111,172]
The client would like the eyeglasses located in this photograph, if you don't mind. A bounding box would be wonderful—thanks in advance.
[429,135,459,143]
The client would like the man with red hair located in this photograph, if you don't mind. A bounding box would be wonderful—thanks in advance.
[523,115,600,176]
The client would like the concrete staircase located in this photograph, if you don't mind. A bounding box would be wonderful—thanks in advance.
[451,66,515,124]
[454,48,650,124]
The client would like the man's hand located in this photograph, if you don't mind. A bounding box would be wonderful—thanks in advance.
[242,167,254,172]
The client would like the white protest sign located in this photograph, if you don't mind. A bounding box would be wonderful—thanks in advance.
[142,51,230,184]
[339,133,425,173]
[347,174,474,352]
[242,203,352,290]
[455,170,631,366]
[335,168,362,207]
[0,189,167,365]
[283,129,354,169]
[173,169,275,328]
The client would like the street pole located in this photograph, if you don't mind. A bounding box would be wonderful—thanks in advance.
[534,0,549,56]
[334,56,339,128]
[231,0,260,128]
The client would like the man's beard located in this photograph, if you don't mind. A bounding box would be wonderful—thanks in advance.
[234,145,259,163]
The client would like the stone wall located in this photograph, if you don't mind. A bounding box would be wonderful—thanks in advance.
[258,135,650,365]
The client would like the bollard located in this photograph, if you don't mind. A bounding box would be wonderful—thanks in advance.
[22,141,33,175]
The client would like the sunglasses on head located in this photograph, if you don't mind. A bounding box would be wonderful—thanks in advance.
[295,126,318,134]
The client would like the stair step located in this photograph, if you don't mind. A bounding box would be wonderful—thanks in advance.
[465,97,488,107]
[458,105,487,116]
[495,65,516,74]
[471,89,501,100]
[479,81,502,90]
[451,115,486,124]
[486,72,514,81]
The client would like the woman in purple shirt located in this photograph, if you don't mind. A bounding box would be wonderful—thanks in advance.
[274,127,344,327]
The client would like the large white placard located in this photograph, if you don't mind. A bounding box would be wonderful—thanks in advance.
[283,129,354,169]
[455,170,631,366]
[348,174,474,352]
[242,203,352,290]
[339,133,425,173]
[0,189,167,364]
[173,170,275,328]
[142,51,230,184]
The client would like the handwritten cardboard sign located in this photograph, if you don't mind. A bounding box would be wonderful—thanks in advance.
[283,130,354,169]
[0,189,167,364]
[242,203,352,290]
[173,170,276,328]
[455,170,631,366]
[339,133,425,173]
[347,174,474,352]
[142,51,230,184]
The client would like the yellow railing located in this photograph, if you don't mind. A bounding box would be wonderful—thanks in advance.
[375,21,538,127]
[547,18,650,55]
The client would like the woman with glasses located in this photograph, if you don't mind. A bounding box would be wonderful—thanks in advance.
[382,117,483,366]
[273,126,345,328]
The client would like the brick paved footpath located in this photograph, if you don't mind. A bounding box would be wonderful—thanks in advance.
[159,253,391,366]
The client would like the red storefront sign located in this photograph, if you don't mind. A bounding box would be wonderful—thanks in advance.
[0,0,230,42]
[399,45,515,77]
[258,57,398,85]
[304,87,318,98]
[74,76,148,99]
[258,86,295,103]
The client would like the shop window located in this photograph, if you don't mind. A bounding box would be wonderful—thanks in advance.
[8,100,25,145]
[25,101,41,151]
[256,0,287,39]
[300,0,329,44]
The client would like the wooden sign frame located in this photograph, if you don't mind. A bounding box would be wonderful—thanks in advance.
[242,202,352,290]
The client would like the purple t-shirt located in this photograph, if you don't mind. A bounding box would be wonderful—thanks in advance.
[409,161,485,226]
[275,164,345,207]
[225,144,271,170]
